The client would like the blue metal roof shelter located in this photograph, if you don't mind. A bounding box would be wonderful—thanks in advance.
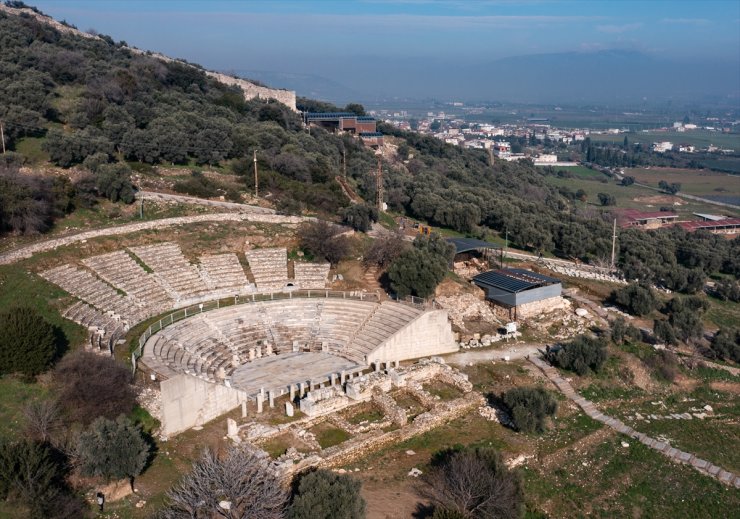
[472,268,561,310]
[447,238,501,255]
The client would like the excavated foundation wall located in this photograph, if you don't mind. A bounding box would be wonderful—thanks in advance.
[160,375,246,437]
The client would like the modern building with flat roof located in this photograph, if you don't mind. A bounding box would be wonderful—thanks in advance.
[473,268,563,320]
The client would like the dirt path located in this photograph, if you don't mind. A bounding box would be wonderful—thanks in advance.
[0,212,312,265]
[136,190,274,213]
[445,344,543,365]
[529,356,740,489]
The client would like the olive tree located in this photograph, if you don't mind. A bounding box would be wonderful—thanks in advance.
[77,416,149,485]
[289,469,365,519]
[160,444,287,519]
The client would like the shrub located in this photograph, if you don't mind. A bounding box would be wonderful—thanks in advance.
[611,317,642,345]
[611,283,658,316]
[653,319,678,346]
[645,350,680,382]
[0,306,58,377]
[713,279,740,302]
[0,439,86,518]
[597,192,616,206]
[363,233,409,268]
[550,335,608,375]
[387,234,454,298]
[422,447,524,519]
[52,351,136,425]
[289,469,366,519]
[502,387,558,433]
[173,170,219,198]
[160,444,287,519]
[78,416,148,483]
[341,204,378,233]
[298,221,351,265]
[662,296,709,343]
[432,509,467,519]
[96,162,135,203]
[708,328,740,363]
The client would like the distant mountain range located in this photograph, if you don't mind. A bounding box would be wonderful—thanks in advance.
[231,50,739,106]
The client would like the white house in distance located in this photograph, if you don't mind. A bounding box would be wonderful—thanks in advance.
[653,141,674,153]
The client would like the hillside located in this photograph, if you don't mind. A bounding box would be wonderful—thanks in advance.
[0,2,737,294]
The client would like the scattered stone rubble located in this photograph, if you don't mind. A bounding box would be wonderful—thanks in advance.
[236,358,482,478]
[478,404,515,428]
[436,293,501,332]
[544,262,627,284]
[627,404,716,422]
[459,331,522,349]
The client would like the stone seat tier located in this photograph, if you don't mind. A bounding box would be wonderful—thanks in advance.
[143,298,425,379]
[41,265,140,322]
[82,250,173,311]
[129,243,210,300]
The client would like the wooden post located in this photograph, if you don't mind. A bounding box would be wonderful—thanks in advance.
[253,150,259,197]
[0,121,5,155]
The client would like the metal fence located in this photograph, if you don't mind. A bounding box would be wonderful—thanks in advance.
[131,289,431,373]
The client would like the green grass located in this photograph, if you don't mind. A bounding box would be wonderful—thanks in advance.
[13,136,49,164]
[543,173,736,216]
[423,381,463,401]
[311,423,351,449]
[346,404,385,425]
[625,167,740,200]
[0,264,86,350]
[130,405,161,436]
[378,211,399,230]
[0,377,48,440]
[262,435,295,459]
[523,436,740,518]
[705,296,740,330]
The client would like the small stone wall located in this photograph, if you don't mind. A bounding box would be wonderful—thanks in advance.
[371,387,407,427]
[0,212,314,265]
[300,387,351,417]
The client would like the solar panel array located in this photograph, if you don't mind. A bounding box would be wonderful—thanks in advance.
[473,271,535,293]
[473,268,559,293]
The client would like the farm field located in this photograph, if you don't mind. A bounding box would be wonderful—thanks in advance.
[542,174,740,217]
[625,167,740,201]
[537,164,606,179]
[591,130,740,151]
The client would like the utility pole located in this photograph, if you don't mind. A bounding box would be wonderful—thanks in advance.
[610,218,617,269]
[375,154,383,213]
[504,228,508,266]
[342,148,347,179]
[487,146,494,167]
[0,121,5,155]
[253,150,259,198]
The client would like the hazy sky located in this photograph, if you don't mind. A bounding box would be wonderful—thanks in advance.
[28,0,740,102]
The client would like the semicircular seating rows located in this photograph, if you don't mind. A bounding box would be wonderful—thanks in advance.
[142,299,424,383]
[39,243,331,352]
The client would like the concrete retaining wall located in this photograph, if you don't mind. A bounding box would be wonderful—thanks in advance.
[160,375,246,437]
[372,310,457,363]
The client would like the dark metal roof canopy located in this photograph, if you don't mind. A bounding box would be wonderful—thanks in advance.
[447,238,501,255]
[473,268,560,293]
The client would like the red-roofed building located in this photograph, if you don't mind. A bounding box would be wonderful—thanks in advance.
[617,209,679,229]
[678,218,740,235]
